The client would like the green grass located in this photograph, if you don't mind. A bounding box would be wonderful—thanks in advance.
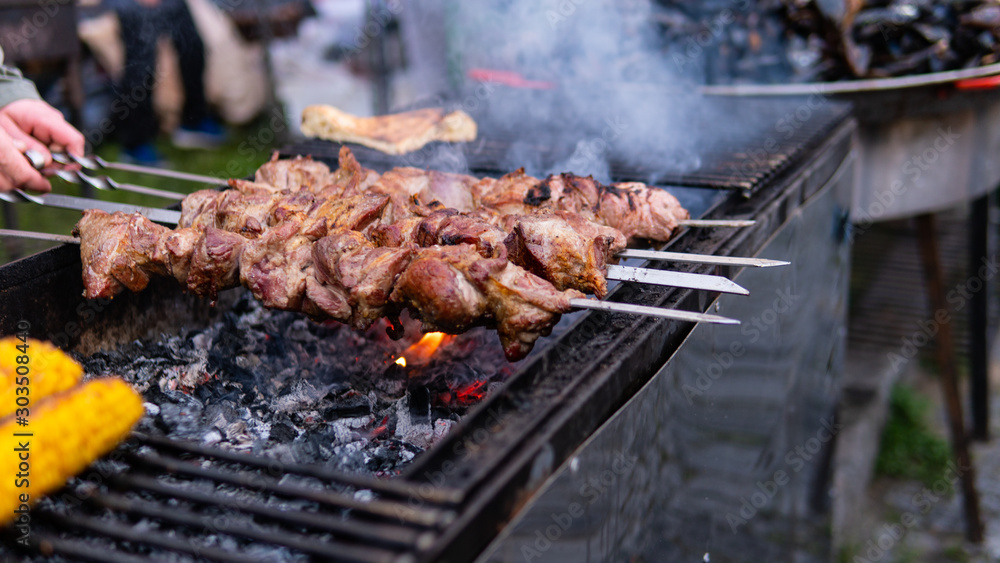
[875,383,952,489]
[0,117,280,265]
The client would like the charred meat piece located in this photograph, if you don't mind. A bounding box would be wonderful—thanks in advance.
[505,211,624,298]
[214,190,275,238]
[186,228,246,300]
[595,182,689,241]
[321,146,381,198]
[391,244,582,361]
[239,219,313,311]
[312,231,414,330]
[303,193,391,239]
[254,153,336,193]
[179,189,221,229]
[474,257,583,361]
[390,245,492,336]
[74,210,171,299]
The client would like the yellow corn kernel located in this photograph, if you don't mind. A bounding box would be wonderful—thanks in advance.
[0,338,83,420]
[0,378,144,524]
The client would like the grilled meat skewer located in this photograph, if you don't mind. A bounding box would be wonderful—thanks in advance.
[73,210,584,360]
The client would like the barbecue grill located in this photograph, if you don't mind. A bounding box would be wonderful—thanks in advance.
[0,95,855,562]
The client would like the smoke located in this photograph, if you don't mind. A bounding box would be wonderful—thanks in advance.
[433,0,727,183]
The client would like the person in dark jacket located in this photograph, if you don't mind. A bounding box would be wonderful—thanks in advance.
[111,0,225,164]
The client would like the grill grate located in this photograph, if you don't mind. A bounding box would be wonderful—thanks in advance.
[13,431,456,563]
[284,97,851,194]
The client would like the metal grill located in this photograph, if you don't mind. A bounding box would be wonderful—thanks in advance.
[0,96,855,562]
[285,97,852,194]
[13,430,458,563]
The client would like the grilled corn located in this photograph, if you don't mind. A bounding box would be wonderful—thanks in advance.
[0,338,83,420]
[0,341,143,525]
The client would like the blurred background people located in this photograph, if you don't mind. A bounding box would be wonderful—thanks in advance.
[108,0,226,164]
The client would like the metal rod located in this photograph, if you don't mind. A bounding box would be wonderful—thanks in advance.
[126,449,451,527]
[38,509,248,563]
[59,153,227,185]
[76,171,187,200]
[0,228,79,244]
[91,491,400,563]
[969,193,989,441]
[1,192,182,224]
[606,264,749,295]
[617,249,789,268]
[915,213,983,543]
[132,430,463,505]
[570,298,739,325]
[679,219,755,228]
[110,472,423,549]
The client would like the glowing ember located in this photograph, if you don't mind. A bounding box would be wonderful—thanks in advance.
[396,332,453,367]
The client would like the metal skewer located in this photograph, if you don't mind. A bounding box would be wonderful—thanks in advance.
[0,191,182,224]
[570,299,739,325]
[52,153,226,186]
[0,228,79,244]
[616,249,789,268]
[678,219,755,228]
[606,264,749,295]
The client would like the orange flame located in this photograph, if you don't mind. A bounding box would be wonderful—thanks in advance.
[395,332,452,367]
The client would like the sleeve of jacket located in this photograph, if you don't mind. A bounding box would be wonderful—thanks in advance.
[0,46,41,108]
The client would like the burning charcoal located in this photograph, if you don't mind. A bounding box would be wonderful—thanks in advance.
[269,421,297,443]
[157,401,205,439]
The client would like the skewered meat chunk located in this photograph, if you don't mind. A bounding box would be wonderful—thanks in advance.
[390,244,583,360]
[254,153,337,193]
[312,231,414,330]
[73,210,170,299]
[505,211,625,299]
[390,245,491,335]
[239,219,312,311]
[187,228,246,301]
[320,145,381,198]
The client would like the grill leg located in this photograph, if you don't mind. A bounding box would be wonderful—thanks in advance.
[915,213,983,543]
[969,194,989,441]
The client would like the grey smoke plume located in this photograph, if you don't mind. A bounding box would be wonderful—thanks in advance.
[438,0,726,183]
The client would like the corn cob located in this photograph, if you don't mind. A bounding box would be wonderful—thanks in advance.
[0,337,83,420]
[0,378,144,524]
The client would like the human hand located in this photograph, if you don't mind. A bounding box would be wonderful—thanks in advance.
[0,99,85,193]
[0,128,50,193]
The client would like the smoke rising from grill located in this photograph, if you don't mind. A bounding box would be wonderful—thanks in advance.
[412,0,740,184]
